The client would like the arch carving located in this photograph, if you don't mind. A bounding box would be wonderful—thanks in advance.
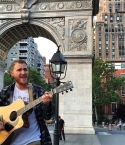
[0,18,65,61]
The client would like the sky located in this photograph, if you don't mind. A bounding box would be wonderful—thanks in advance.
[34,37,57,63]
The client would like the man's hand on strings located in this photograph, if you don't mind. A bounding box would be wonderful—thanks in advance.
[42,92,52,105]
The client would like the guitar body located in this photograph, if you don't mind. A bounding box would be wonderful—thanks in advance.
[0,99,25,145]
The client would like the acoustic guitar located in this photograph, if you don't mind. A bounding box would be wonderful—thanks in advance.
[0,81,73,145]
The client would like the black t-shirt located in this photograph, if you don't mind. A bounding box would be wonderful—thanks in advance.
[58,119,65,129]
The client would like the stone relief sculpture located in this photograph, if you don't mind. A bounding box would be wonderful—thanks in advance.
[14,0,37,23]
[15,0,37,9]
[69,20,87,51]
[43,18,65,40]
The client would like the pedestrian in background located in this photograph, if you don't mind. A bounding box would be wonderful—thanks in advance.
[115,120,118,128]
[108,120,112,131]
[58,116,65,141]
[118,119,122,131]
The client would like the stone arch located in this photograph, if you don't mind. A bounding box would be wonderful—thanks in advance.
[0,19,64,61]
[0,0,99,135]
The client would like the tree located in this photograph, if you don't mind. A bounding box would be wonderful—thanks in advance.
[4,72,14,87]
[28,66,52,91]
[92,58,125,122]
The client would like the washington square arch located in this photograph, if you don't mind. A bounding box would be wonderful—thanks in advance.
[0,0,99,134]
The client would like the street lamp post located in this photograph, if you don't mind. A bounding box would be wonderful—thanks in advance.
[49,45,67,145]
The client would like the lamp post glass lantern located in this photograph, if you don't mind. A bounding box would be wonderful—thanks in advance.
[51,62,66,74]
[49,45,67,145]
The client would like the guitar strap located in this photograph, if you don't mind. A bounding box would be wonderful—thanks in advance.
[28,83,33,102]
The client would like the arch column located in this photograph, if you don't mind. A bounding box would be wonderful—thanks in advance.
[0,61,5,91]
[60,54,94,134]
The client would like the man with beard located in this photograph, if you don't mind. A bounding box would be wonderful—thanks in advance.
[0,59,52,145]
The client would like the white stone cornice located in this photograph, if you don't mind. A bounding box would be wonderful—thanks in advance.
[65,58,92,63]
[0,1,92,13]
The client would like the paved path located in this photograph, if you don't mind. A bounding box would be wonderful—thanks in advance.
[51,134,101,145]
[48,125,101,145]
[47,125,125,145]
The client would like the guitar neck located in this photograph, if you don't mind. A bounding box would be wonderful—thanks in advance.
[17,97,40,115]
[16,81,73,116]
[17,91,53,116]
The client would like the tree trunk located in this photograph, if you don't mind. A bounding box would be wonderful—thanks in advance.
[95,106,98,122]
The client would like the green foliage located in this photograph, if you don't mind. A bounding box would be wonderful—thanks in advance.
[28,66,52,91]
[4,72,14,87]
[97,109,105,123]
[92,58,125,107]
[92,58,125,122]
[92,107,105,123]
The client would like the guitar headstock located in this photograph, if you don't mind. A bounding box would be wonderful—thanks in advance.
[53,81,73,94]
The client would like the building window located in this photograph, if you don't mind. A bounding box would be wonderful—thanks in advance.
[121,64,125,68]
[98,24,101,28]
[120,15,122,22]
[99,52,102,57]
[118,25,121,31]
[105,35,108,39]
[111,102,116,113]
[109,4,112,8]
[109,9,112,13]
[117,15,122,22]
[106,41,108,44]
[105,20,107,24]
[121,72,125,96]
[110,15,113,22]
[11,57,17,61]
[122,88,125,97]
[99,45,102,49]
[109,4,112,12]
[112,34,115,39]
[111,25,114,32]
[117,16,119,21]
[105,15,107,19]
[98,35,101,39]
[119,34,124,59]
[105,26,108,32]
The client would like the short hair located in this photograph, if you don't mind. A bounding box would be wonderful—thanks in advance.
[10,59,27,71]
[58,116,61,118]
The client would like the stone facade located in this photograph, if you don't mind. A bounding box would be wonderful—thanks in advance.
[0,0,96,134]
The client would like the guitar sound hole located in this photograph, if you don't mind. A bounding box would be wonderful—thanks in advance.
[10,111,17,121]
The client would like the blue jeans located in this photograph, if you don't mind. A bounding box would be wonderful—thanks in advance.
[119,125,122,130]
